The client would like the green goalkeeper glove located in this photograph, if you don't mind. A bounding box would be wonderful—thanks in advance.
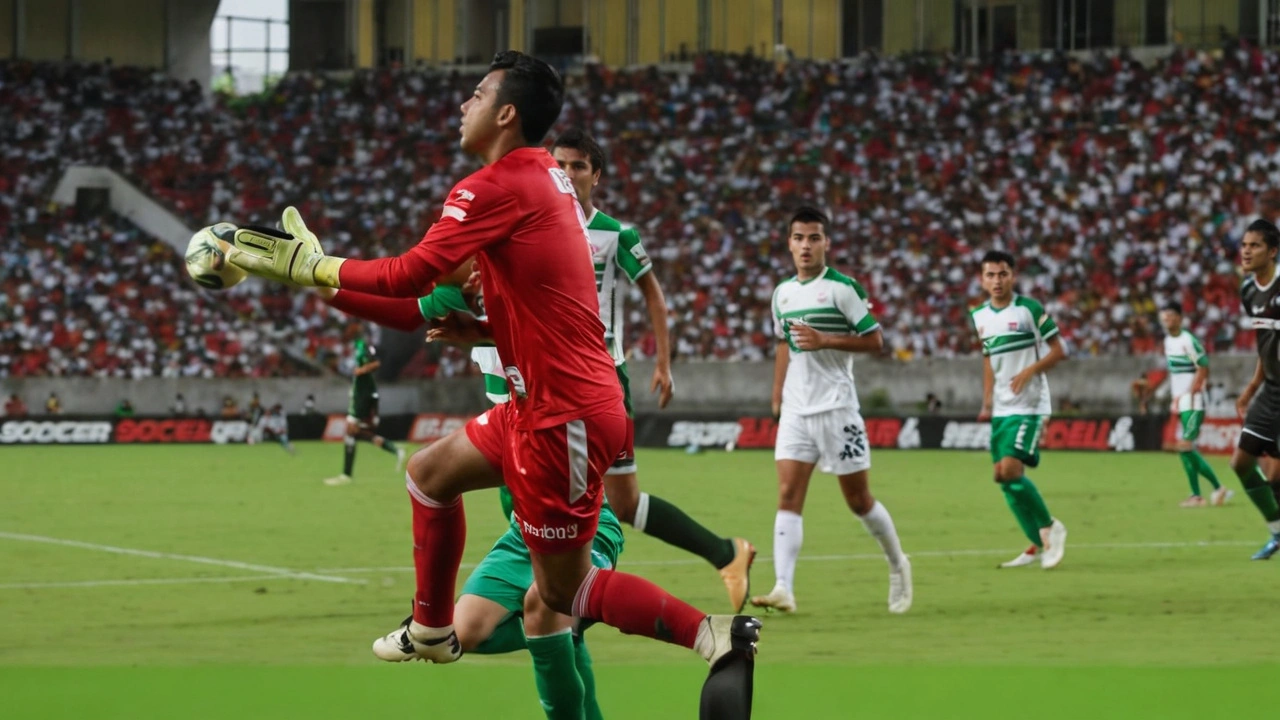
[226,206,345,288]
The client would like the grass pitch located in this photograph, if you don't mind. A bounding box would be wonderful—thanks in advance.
[1,444,1275,718]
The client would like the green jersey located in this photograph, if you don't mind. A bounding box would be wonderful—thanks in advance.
[348,339,378,417]
[587,209,652,365]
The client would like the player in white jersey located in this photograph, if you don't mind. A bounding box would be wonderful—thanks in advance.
[1158,304,1229,507]
[970,250,1068,569]
[751,207,911,615]
[550,129,755,612]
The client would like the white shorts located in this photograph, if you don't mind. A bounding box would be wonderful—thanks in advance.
[774,408,871,476]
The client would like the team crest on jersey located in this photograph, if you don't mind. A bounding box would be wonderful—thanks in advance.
[1008,321,1019,330]
[816,291,828,302]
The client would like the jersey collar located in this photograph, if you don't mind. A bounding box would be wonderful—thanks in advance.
[796,266,829,285]
[584,207,599,226]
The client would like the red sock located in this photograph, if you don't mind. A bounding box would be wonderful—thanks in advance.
[573,568,706,648]
[408,490,466,627]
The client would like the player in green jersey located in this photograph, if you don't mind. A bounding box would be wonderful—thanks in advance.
[323,337,405,486]
[970,250,1068,569]
[551,128,756,612]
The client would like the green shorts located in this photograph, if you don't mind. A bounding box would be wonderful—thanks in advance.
[1179,410,1205,442]
[616,362,633,417]
[460,506,624,613]
[990,415,1047,468]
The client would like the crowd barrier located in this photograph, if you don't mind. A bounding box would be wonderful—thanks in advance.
[1,413,1242,454]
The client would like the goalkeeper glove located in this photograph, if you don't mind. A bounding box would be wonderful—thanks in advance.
[226,206,345,287]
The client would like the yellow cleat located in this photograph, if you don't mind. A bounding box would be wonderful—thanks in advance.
[718,538,756,612]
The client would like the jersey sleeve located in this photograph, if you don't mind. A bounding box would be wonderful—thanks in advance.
[338,179,519,297]
[417,285,474,320]
[970,311,990,356]
[1027,299,1060,341]
[837,280,880,335]
[1189,334,1209,367]
[772,286,787,341]
[328,290,426,332]
[615,227,653,283]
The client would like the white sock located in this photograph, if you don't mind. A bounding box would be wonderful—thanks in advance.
[858,501,906,570]
[773,510,803,592]
[1268,519,1280,535]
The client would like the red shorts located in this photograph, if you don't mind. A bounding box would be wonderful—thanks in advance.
[466,401,627,555]
[606,416,636,476]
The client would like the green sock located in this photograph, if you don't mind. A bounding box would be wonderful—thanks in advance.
[640,493,737,568]
[342,437,356,476]
[527,631,585,720]
[1192,451,1221,489]
[1016,476,1054,529]
[1179,451,1202,496]
[1000,481,1042,547]
[1239,468,1280,523]
[573,634,604,720]
[380,439,399,455]
[472,614,527,655]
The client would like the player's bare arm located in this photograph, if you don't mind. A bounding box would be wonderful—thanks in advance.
[637,272,674,408]
[772,341,789,418]
[353,360,381,376]
[1238,358,1265,419]
[790,324,883,354]
[1010,336,1065,395]
[979,355,995,421]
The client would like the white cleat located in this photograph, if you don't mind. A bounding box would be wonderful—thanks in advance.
[323,474,352,486]
[999,546,1038,568]
[749,586,796,614]
[371,617,462,664]
[693,615,762,671]
[888,557,913,614]
[1210,487,1234,506]
[395,448,407,473]
[1040,519,1068,569]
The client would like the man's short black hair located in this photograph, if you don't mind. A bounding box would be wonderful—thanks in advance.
[981,250,1016,270]
[788,206,830,236]
[1246,218,1280,250]
[1162,303,1183,315]
[552,128,606,174]
[489,51,564,145]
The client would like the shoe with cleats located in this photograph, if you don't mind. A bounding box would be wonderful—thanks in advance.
[999,546,1038,568]
[718,538,756,612]
[749,586,796,613]
[371,616,462,663]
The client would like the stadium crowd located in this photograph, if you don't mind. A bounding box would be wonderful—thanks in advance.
[3,42,1277,377]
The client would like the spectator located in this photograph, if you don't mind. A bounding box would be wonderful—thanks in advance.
[114,399,134,417]
[45,392,61,414]
[220,395,239,418]
[172,393,188,416]
[5,393,29,417]
[924,393,942,415]
[303,393,317,415]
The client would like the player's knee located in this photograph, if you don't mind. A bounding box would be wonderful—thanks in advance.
[522,587,558,632]
[535,581,577,616]
[845,490,874,516]
[603,476,639,524]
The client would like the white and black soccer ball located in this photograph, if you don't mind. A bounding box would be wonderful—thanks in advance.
[185,223,247,290]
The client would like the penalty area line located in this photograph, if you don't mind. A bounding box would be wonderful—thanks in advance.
[0,531,364,585]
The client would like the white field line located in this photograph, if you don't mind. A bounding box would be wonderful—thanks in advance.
[0,531,363,585]
[314,539,1260,574]
[0,575,285,590]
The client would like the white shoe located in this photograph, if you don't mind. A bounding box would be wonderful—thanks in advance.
[1210,487,1234,506]
[888,557,912,614]
[371,617,462,663]
[323,474,352,486]
[693,615,762,670]
[749,586,796,613]
[999,546,1038,568]
[1040,519,1067,569]
[395,447,407,473]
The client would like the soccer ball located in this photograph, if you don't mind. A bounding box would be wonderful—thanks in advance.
[185,223,247,290]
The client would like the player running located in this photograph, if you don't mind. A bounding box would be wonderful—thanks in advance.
[251,403,296,455]
[324,337,406,486]
[1230,218,1280,560]
[226,51,758,713]
[550,127,755,611]
[970,250,1068,570]
[1158,304,1229,507]
[751,207,911,615]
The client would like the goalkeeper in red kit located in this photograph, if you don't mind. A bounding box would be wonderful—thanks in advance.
[225,51,759,717]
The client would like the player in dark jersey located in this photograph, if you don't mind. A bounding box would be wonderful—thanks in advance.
[324,338,405,486]
[1231,218,1280,560]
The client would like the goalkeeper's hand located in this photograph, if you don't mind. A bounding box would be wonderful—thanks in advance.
[226,206,345,287]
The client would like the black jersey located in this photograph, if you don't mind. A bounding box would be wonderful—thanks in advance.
[1242,273,1280,384]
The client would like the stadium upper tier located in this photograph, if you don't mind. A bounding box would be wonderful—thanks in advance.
[2,46,1272,377]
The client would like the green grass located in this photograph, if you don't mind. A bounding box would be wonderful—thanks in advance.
[1,445,1275,718]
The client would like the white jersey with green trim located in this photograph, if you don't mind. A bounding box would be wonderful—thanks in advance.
[588,209,652,366]
[1164,330,1207,406]
[971,295,1060,417]
[772,266,879,416]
